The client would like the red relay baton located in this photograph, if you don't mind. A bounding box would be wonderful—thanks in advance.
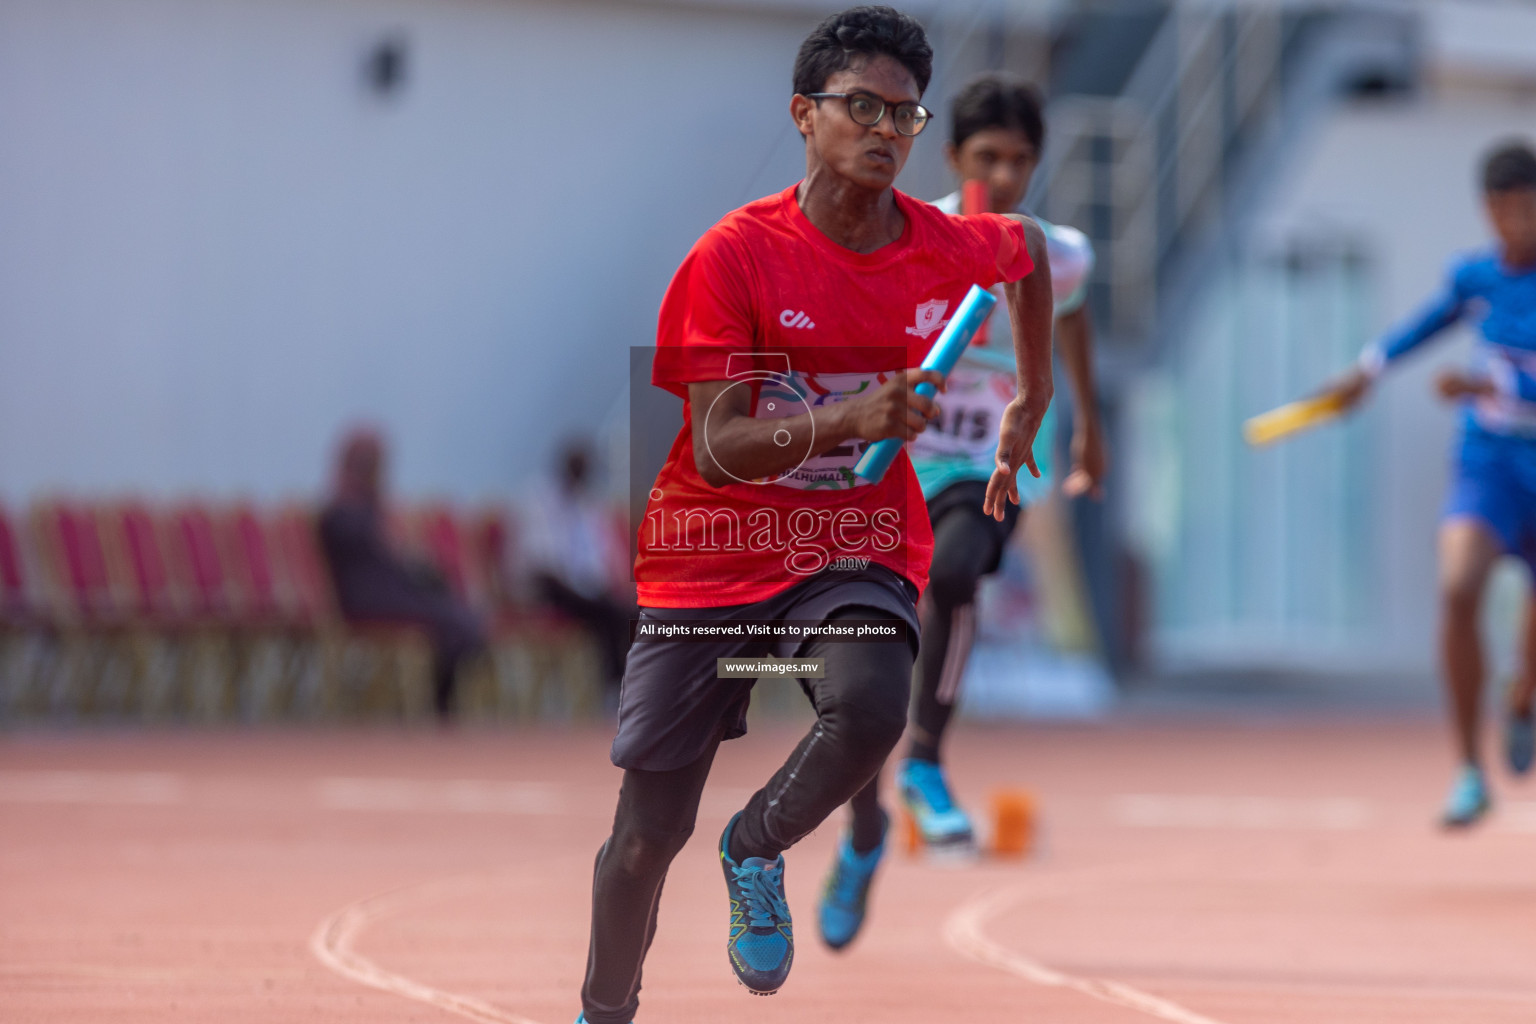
[960,179,992,348]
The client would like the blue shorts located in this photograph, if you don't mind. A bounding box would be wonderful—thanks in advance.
[1444,426,1536,569]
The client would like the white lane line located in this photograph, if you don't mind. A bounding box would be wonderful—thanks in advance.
[316,778,566,815]
[310,875,545,1024]
[0,962,200,981]
[0,770,185,805]
[1151,975,1536,1004]
[1111,794,1371,831]
[943,884,1232,1024]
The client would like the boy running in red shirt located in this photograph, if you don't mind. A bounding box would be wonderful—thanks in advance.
[576,7,1052,1023]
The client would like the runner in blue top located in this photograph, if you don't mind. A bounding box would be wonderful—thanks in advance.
[816,72,1108,951]
[1324,139,1536,827]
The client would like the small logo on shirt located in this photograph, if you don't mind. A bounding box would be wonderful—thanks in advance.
[779,309,816,329]
[905,299,949,339]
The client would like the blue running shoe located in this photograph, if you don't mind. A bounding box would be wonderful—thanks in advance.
[719,812,793,995]
[574,1016,630,1024]
[897,758,975,851]
[1441,764,1490,828]
[818,812,887,951]
[1507,709,1535,776]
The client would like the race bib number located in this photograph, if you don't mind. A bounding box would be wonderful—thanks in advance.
[1475,345,1536,434]
[755,369,890,490]
[909,361,1015,463]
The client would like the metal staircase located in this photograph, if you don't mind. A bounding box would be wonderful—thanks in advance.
[1029,1,1416,351]
[1020,1,1419,673]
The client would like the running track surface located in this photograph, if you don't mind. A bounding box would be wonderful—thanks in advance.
[5,715,1536,1024]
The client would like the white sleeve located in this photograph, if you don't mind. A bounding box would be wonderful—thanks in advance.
[931,190,962,216]
[1045,223,1094,317]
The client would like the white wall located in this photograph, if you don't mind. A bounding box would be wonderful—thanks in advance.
[0,0,1020,504]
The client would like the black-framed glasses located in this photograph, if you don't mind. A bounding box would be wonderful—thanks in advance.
[806,91,931,137]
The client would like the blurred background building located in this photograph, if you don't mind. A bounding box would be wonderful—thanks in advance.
[3,0,1535,707]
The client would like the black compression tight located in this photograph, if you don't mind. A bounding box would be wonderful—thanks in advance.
[580,607,913,1024]
[905,501,1006,764]
[842,500,1008,844]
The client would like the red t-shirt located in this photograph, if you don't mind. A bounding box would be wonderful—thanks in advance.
[637,183,1034,608]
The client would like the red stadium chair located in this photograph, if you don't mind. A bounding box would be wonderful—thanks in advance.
[223,503,291,627]
[42,500,120,622]
[270,505,336,630]
[472,505,519,612]
[217,502,298,719]
[170,504,231,621]
[412,502,478,607]
[161,503,241,720]
[270,503,433,723]
[28,499,134,716]
[467,503,603,721]
[0,502,55,718]
[398,502,512,720]
[98,500,191,718]
[110,502,179,621]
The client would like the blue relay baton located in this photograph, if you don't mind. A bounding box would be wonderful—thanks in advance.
[853,284,998,483]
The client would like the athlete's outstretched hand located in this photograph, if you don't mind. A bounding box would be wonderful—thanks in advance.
[1435,370,1496,402]
[1062,421,1108,500]
[1323,367,1372,412]
[984,394,1048,521]
[846,368,945,443]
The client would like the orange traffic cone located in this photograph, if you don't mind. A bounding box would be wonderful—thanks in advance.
[898,807,922,856]
[989,788,1036,858]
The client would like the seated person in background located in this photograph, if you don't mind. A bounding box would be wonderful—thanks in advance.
[318,427,486,719]
[522,438,635,699]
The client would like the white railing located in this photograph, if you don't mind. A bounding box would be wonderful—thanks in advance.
[1030,3,1287,339]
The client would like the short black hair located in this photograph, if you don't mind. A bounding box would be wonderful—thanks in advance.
[1482,139,1536,193]
[950,72,1044,153]
[792,6,933,98]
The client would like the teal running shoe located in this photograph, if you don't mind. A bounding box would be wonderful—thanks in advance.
[817,812,887,951]
[719,812,793,995]
[1507,709,1534,776]
[574,1016,630,1024]
[897,758,975,851]
[1441,764,1491,828]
